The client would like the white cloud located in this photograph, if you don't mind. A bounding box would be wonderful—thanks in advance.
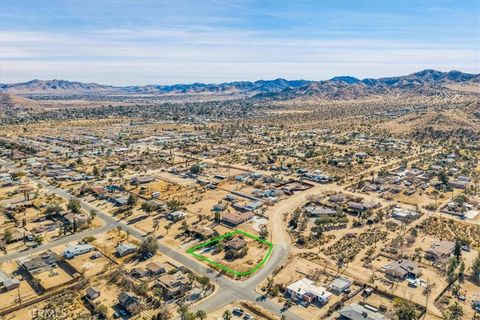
[1,29,478,85]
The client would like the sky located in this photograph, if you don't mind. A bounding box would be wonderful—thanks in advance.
[1,0,479,85]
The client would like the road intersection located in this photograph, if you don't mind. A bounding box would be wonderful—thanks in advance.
[0,159,302,319]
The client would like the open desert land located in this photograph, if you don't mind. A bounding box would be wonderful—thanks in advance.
[0,88,479,320]
[0,0,480,315]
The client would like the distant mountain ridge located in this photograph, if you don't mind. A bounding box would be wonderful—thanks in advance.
[1,69,478,100]
[254,69,479,100]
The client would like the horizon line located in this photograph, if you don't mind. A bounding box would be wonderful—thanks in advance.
[2,68,478,87]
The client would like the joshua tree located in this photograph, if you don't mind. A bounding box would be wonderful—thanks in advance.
[195,310,207,320]
[222,310,232,320]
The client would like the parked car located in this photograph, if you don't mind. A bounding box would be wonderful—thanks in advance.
[233,308,244,315]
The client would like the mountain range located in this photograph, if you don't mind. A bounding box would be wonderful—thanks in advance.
[1,69,478,100]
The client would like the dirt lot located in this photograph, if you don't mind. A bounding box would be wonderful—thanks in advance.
[193,231,270,275]
[0,261,38,313]
[50,243,111,278]
[36,266,73,291]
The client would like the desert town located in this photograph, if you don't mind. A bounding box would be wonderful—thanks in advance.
[1,0,480,318]
[0,104,478,320]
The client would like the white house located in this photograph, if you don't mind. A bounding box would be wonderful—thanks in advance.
[63,244,95,259]
[338,303,385,320]
[287,278,331,304]
[329,276,352,294]
[392,207,419,221]
[116,243,138,257]
[167,211,187,221]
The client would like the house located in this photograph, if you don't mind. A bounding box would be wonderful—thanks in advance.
[130,267,148,278]
[63,243,95,259]
[286,278,331,304]
[329,194,347,203]
[425,241,455,262]
[212,203,227,212]
[244,201,263,211]
[116,243,138,257]
[305,173,330,183]
[86,287,101,300]
[21,251,59,274]
[392,207,419,221]
[91,186,107,199]
[329,276,352,294]
[355,152,368,159]
[187,225,215,239]
[385,259,422,280]
[448,180,468,189]
[221,211,254,226]
[224,194,236,201]
[0,271,20,291]
[63,212,90,226]
[156,272,189,298]
[110,196,128,206]
[118,291,142,315]
[338,303,385,320]
[131,175,155,185]
[167,211,187,221]
[347,202,366,212]
[225,238,247,251]
[2,278,20,291]
[146,261,166,276]
[146,200,165,211]
[304,206,337,217]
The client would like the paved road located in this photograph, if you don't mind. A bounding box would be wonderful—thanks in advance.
[0,159,302,320]
[0,224,112,263]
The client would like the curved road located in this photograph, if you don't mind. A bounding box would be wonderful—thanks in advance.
[0,159,302,320]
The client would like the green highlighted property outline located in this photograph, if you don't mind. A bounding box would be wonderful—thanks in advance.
[186,229,273,276]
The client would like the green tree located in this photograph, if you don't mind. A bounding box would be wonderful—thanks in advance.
[127,193,138,207]
[266,277,274,296]
[92,165,100,177]
[164,224,171,234]
[259,224,269,239]
[284,298,293,309]
[438,171,449,186]
[3,229,12,243]
[394,298,416,320]
[67,198,81,214]
[34,235,44,245]
[195,310,207,320]
[94,304,108,316]
[453,239,462,261]
[443,302,463,320]
[45,203,62,217]
[167,199,181,211]
[214,210,221,223]
[222,310,232,320]
[471,253,480,282]
[138,236,158,256]
[457,261,465,283]
[142,201,156,214]
[190,164,202,175]
[197,276,210,292]
[447,257,458,283]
